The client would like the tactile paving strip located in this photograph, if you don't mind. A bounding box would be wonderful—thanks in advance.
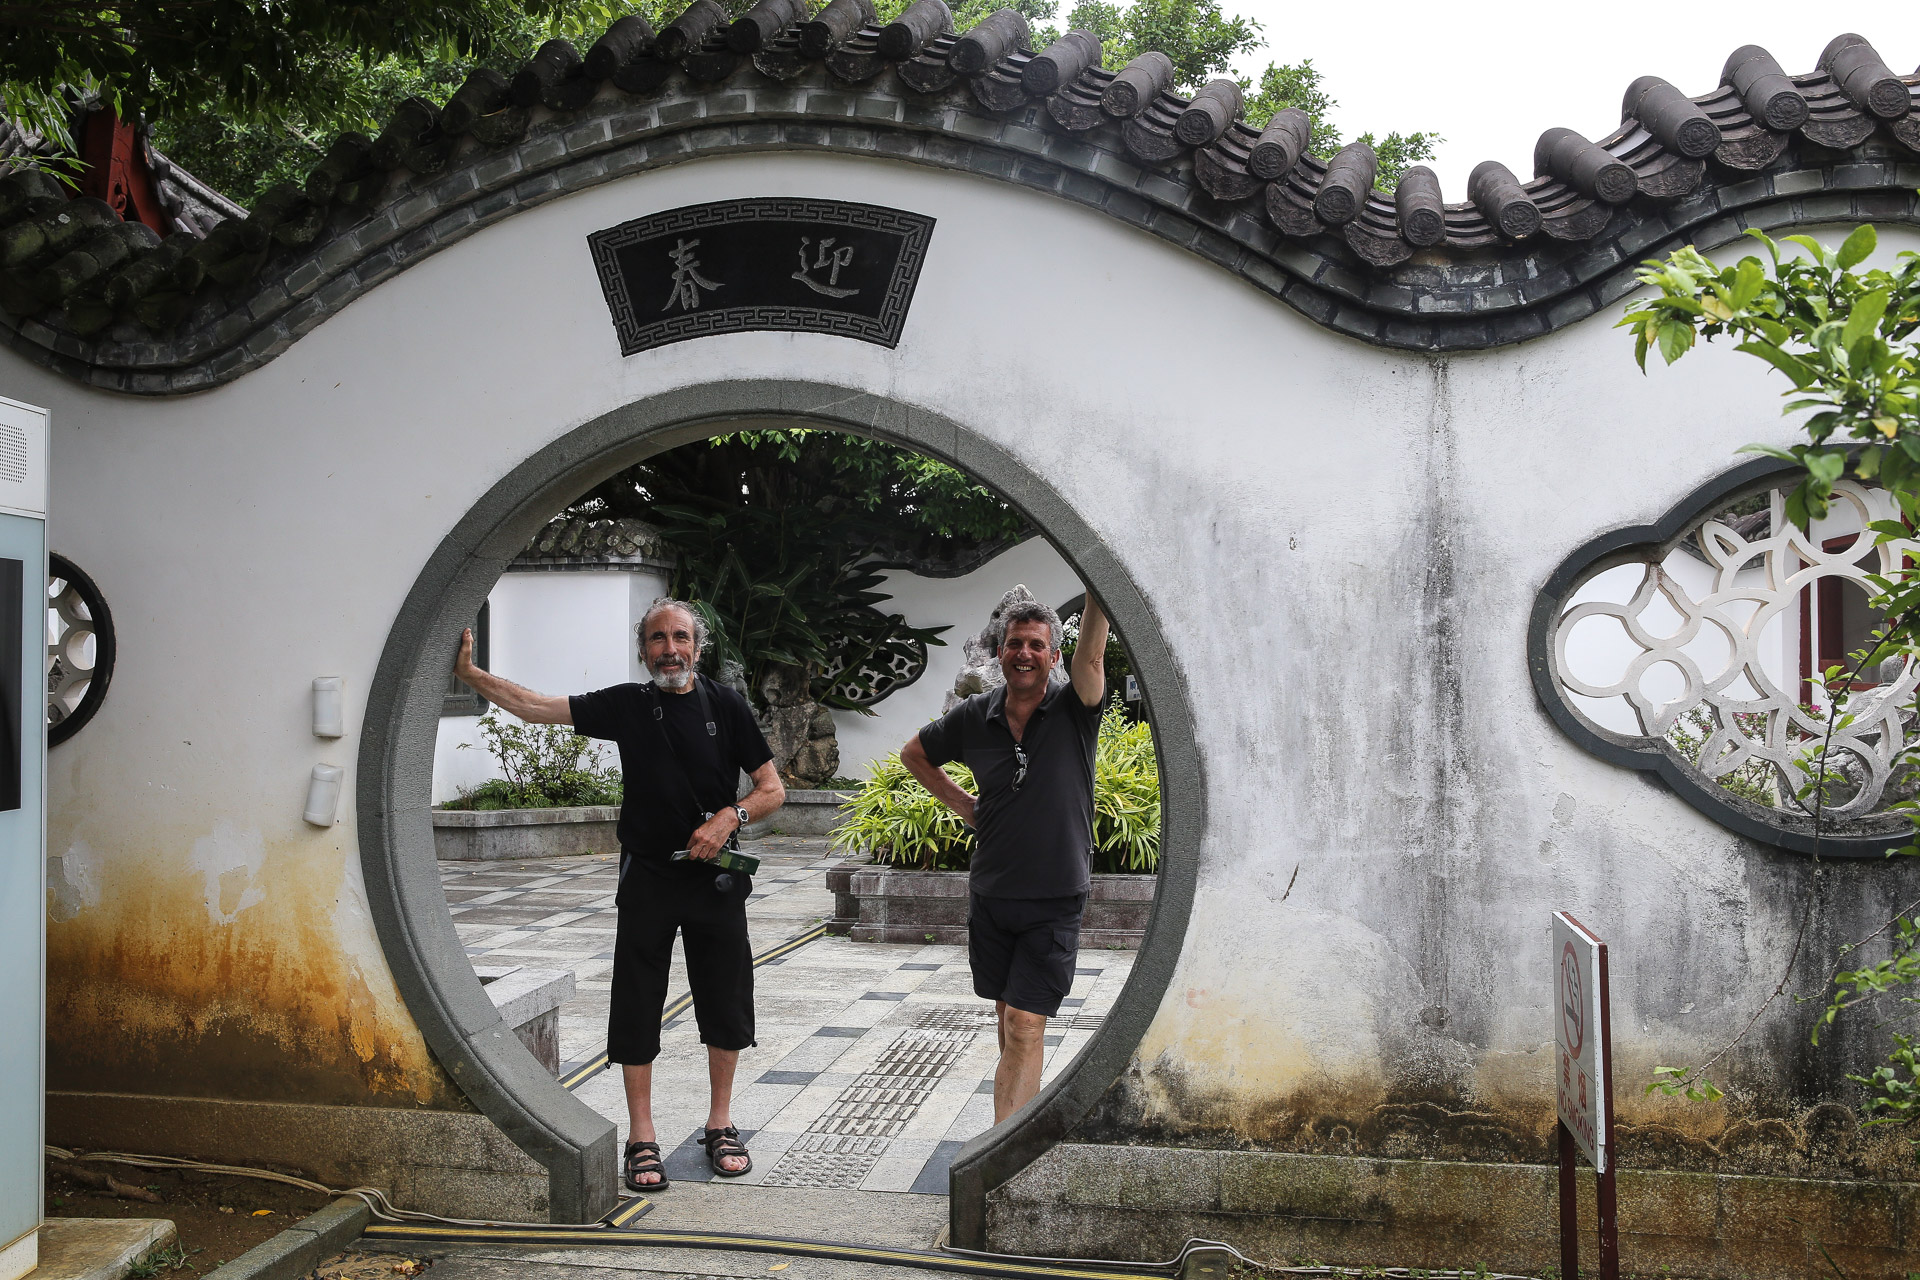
[911,1006,998,1030]
[760,1027,975,1186]
[757,1133,891,1188]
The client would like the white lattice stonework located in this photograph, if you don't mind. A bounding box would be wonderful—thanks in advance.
[1551,480,1920,824]
[47,566,101,738]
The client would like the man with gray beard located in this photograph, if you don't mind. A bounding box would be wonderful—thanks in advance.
[454,598,784,1193]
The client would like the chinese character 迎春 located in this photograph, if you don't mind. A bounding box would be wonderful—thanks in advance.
[792,236,859,299]
[663,238,722,313]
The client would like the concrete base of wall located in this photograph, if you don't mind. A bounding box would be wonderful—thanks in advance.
[743,790,850,839]
[986,1142,1918,1280]
[48,1093,550,1222]
[33,1218,174,1280]
[824,863,1155,947]
[430,807,620,861]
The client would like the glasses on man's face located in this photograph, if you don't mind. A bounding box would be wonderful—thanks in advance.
[1012,742,1028,792]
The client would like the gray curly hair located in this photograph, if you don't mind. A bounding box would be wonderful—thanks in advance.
[992,600,1062,652]
[637,597,710,655]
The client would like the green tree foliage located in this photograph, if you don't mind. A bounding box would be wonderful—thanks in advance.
[834,700,1160,871]
[1240,59,1439,190]
[1064,0,1258,89]
[145,5,626,202]
[1621,224,1920,1137]
[122,0,1434,201]
[0,1,613,171]
[572,431,1027,710]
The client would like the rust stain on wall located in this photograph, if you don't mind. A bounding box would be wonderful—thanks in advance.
[46,830,464,1109]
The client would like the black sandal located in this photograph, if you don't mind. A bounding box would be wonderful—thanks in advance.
[623,1139,669,1192]
[698,1125,752,1178]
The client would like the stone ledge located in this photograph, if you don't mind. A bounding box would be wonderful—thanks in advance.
[986,1142,1920,1280]
[430,805,619,827]
[824,861,1156,946]
[430,806,620,862]
[32,1217,175,1280]
[47,1093,547,1223]
[743,789,850,839]
[201,1198,370,1280]
[475,964,575,1075]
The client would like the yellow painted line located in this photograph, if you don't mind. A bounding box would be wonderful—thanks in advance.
[361,1221,1159,1279]
[558,924,829,1091]
[603,1195,653,1227]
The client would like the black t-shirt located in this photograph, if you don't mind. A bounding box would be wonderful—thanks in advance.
[917,680,1100,899]
[569,676,774,863]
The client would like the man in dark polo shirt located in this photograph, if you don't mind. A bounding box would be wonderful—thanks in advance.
[453,598,784,1192]
[902,591,1108,1122]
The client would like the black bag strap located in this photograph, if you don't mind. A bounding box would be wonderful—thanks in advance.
[643,675,735,840]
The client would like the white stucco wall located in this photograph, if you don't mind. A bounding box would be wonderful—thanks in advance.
[833,535,1079,776]
[433,566,669,801]
[21,146,1919,1132]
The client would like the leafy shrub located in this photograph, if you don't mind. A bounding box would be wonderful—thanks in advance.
[834,701,1160,873]
[440,712,623,810]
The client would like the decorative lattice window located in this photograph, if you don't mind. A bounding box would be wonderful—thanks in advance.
[1534,465,1920,856]
[48,554,113,745]
[818,631,929,707]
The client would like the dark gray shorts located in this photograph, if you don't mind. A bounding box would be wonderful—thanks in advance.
[968,892,1087,1018]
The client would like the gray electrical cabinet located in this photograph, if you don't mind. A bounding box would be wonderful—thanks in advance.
[0,396,48,1280]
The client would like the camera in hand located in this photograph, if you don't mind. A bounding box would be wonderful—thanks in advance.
[670,811,761,889]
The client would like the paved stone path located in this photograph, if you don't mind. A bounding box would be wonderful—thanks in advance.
[440,837,1135,1207]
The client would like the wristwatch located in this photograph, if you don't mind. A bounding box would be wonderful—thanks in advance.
[732,804,751,828]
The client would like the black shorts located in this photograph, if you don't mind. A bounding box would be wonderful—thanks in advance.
[968,892,1087,1018]
[607,855,755,1065]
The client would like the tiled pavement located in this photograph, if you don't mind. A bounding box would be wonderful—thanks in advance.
[441,836,1136,1204]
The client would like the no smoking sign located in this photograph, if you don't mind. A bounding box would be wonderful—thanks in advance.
[1560,941,1584,1058]
[1553,912,1610,1172]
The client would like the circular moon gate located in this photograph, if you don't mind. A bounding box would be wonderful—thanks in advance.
[356,379,1203,1235]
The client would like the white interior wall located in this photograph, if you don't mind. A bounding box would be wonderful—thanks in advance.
[21,144,1918,1124]
[433,566,668,801]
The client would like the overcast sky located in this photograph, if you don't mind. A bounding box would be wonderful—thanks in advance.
[1217,1,1920,194]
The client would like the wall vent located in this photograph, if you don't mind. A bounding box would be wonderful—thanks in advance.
[0,424,27,484]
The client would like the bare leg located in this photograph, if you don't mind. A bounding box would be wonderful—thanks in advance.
[621,1063,663,1186]
[993,1005,1048,1124]
[705,1046,748,1173]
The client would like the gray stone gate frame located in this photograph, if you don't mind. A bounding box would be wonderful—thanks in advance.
[354,378,1202,1232]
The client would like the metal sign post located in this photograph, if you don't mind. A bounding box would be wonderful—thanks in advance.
[1553,911,1618,1280]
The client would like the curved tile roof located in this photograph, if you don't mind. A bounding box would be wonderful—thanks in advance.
[2,9,1918,392]
[0,111,245,238]
[515,515,673,567]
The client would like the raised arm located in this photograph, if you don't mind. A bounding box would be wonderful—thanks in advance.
[453,627,573,724]
[1070,597,1108,708]
[902,733,976,828]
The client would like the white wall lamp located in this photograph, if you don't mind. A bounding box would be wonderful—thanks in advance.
[304,764,344,827]
[312,676,344,738]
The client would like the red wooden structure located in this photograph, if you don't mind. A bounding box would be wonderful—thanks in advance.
[73,109,168,234]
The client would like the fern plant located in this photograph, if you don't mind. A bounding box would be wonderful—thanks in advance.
[834,701,1161,873]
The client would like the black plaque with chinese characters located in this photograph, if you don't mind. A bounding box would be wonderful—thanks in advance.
[587,198,936,355]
